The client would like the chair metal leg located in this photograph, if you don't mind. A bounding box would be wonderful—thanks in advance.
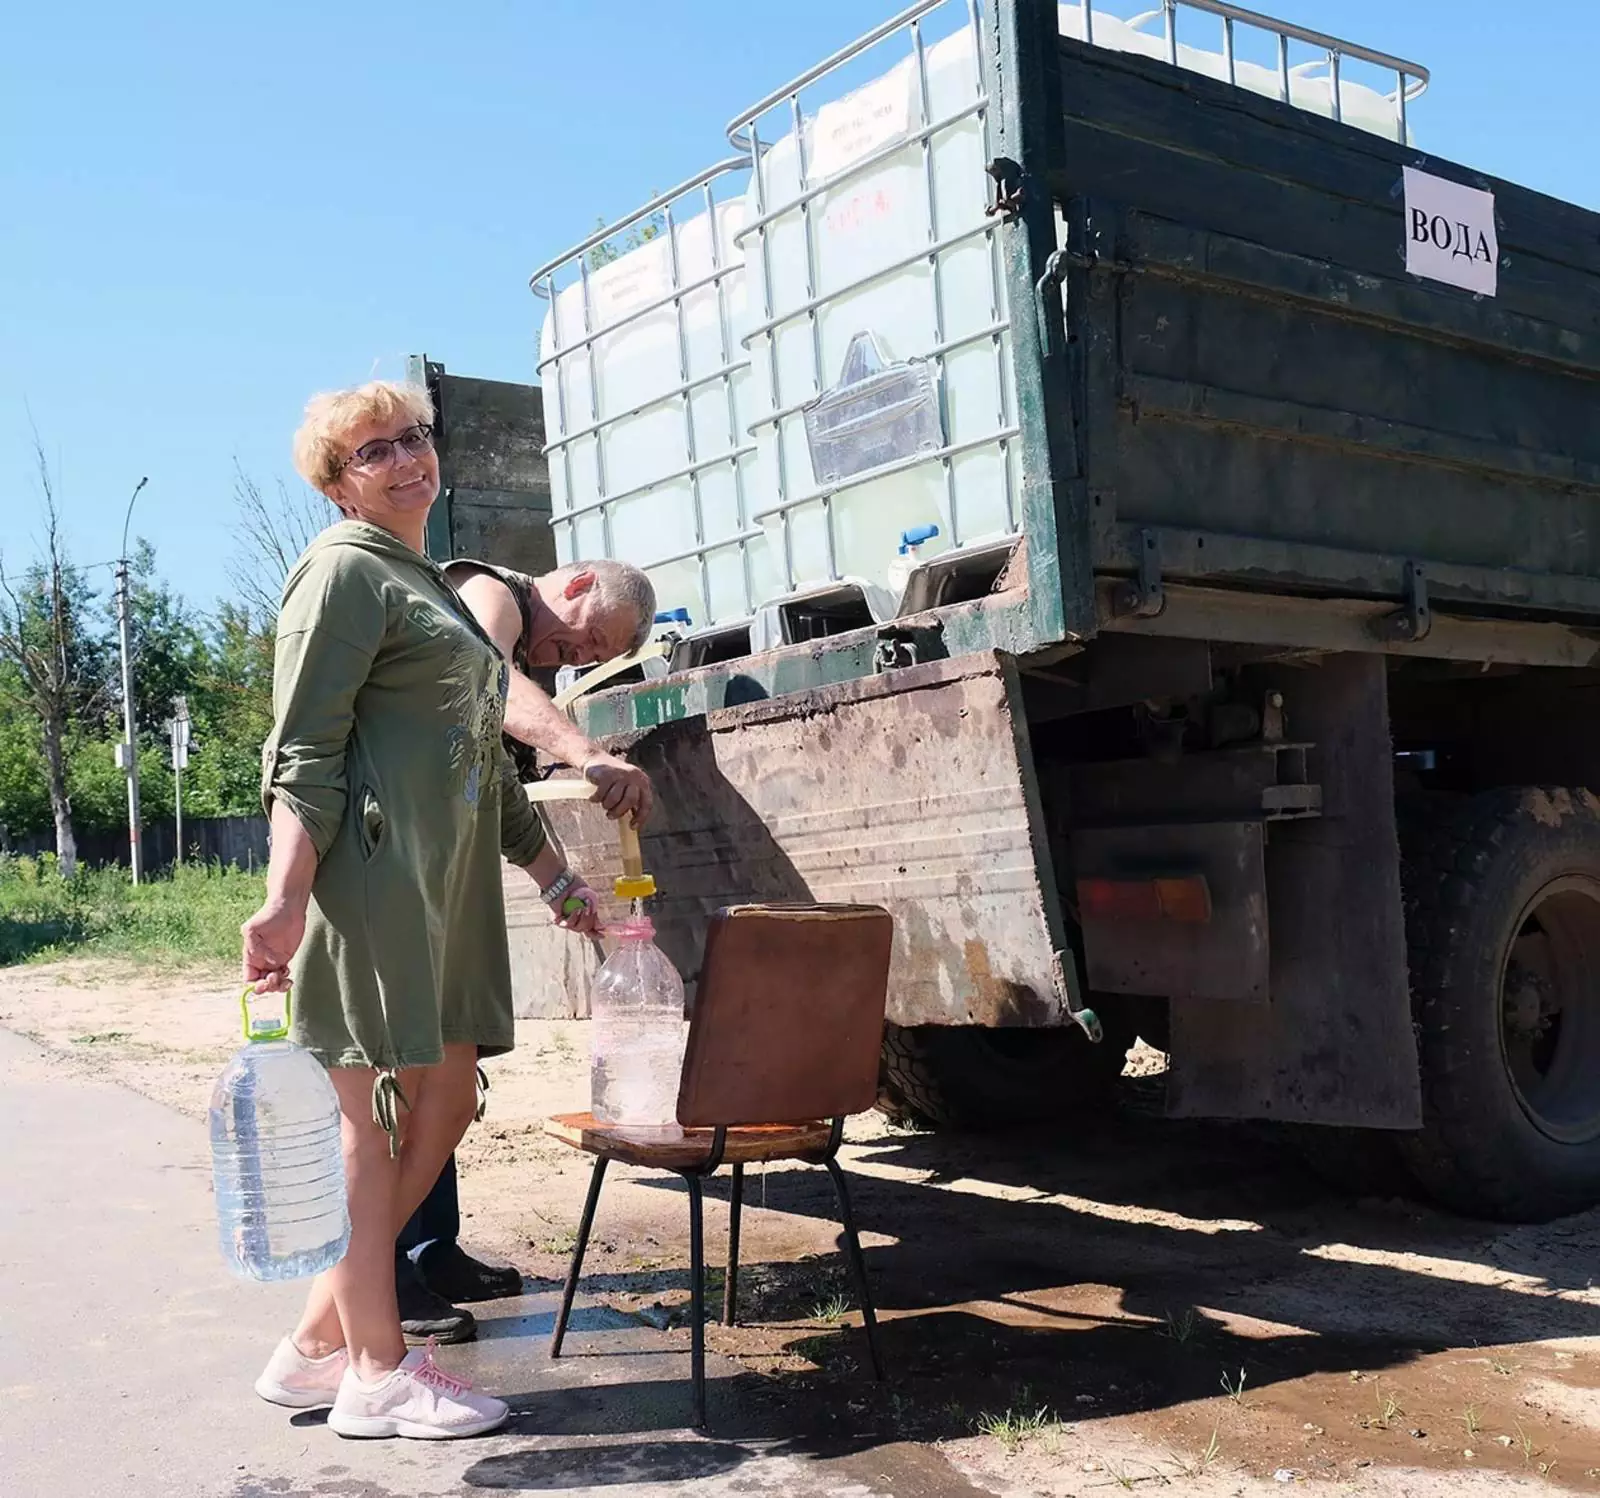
[550,1155,608,1359]
[823,1157,885,1381]
[684,1171,709,1429]
[723,1163,743,1327]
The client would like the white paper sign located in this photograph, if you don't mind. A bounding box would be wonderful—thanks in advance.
[809,66,911,181]
[1403,167,1499,296]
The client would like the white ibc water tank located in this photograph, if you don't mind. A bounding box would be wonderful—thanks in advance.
[539,193,777,629]
[740,20,1019,604]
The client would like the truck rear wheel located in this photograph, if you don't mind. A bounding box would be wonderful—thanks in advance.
[1402,787,1600,1222]
[878,1011,1136,1129]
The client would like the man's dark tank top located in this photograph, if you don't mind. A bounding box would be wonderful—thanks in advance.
[445,560,560,783]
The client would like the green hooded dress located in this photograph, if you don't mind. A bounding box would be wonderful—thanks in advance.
[261,519,547,1072]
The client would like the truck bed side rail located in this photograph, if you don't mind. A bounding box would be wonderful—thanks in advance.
[1070,0,1428,143]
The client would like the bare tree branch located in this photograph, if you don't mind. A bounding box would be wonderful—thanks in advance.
[227,463,330,621]
[0,433,85,874]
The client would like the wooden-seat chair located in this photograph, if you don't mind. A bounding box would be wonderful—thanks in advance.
[544,902,894,1429]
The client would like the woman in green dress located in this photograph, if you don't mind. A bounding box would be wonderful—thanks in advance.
[240,379,600,1440]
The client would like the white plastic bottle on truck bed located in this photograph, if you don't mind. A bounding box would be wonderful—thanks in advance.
[886,523,941,605]
[589,916,688,1137]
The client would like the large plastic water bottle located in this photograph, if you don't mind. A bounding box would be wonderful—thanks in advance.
[209,988,350,1281]
[590,917,688,1137]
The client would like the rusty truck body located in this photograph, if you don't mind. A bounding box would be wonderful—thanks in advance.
[417,0,1600,1222]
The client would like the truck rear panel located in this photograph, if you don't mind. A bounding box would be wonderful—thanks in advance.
[1028,12,1600,629]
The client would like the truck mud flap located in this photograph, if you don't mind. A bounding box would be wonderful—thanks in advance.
[505,652,1080,1028]
[1165,654,1421,1128]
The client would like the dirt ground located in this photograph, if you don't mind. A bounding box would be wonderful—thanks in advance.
[9,957,1600,1498]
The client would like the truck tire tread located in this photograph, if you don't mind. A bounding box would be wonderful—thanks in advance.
[1401,786,1600,1222]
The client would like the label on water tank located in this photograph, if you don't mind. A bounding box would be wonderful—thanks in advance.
[809,66,911,182]
[590,242,672,328]
[1402,167,1498,297]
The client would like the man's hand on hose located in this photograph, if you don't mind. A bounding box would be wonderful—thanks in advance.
[583,753,654,826]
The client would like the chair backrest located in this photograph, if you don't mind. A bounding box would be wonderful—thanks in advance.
[676,903,894,1128]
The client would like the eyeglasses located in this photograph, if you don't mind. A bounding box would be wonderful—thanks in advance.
[341,423,435,473]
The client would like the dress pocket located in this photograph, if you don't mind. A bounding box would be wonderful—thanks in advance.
[357,785,386,863]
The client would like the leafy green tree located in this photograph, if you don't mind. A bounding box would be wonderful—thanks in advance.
[0,682,50,845]
[182,604,275,818]
[122,540,209,740]
[0,455,289,859]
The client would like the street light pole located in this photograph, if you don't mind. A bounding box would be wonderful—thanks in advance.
[117,477,148,883]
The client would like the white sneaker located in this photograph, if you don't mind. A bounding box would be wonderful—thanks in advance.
[254,1336,349,1409]
[327,1344,510,1440]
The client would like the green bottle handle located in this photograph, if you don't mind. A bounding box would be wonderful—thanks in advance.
[239,985,293,1043]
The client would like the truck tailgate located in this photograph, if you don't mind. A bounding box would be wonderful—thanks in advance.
[1044,31,1600,623]
[505,653,1080,1027]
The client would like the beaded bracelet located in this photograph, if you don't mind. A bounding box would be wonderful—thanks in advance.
[540,867,578,905]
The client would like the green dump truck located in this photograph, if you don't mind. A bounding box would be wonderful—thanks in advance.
[419,0,1600,1222]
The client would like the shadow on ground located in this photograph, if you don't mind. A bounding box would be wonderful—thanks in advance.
[476,1083,1600,1486]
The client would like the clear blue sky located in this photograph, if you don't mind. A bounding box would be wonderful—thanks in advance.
[3,0,1595,618]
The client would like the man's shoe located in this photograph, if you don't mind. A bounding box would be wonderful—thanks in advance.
[416,1240,524,1303]
[397,1260,477,1345]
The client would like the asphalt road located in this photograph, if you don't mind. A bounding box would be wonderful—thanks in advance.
[0,1027,963,1498]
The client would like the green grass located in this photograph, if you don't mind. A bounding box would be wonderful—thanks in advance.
[973,1401,1061,1452]
[0,854,265,967]
[1161,1307,1201,1344]
[810,1293,852,1325]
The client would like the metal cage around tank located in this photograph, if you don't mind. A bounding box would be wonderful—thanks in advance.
[530,158,761,630]
[723,0,1022,598]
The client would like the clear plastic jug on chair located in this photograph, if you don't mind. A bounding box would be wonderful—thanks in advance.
[589,917,688,1138]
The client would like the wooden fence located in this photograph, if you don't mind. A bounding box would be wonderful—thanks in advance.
[5,815,270,873]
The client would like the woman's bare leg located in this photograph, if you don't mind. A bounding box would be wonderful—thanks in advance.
[390,1044,480,1228]
[292,1046,481,1366]
[292,1068,407,1380]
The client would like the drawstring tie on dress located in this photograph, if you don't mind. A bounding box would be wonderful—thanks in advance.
[371,1069,410,1157]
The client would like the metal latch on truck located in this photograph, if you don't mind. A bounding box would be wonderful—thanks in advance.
[1114,529,1166,619]
[1371,561,1432,644]
[985,156,1023,222]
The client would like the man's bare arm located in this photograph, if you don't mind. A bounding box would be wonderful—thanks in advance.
[455,570,654,823]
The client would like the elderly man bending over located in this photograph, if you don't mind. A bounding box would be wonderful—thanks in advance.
[393,554,656,1341]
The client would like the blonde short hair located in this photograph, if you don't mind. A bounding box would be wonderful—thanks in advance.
[292,379,434,496]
